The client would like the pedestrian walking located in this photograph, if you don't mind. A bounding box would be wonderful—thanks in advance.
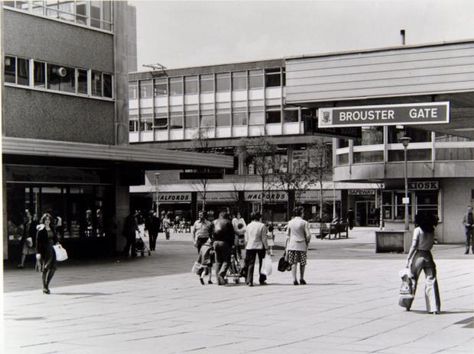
[232,212,246,257]
[162,212,172,240]
[347,208,355,230]
[194,240,214,285]
[145,210,160,251]
[244,212,269,286]
[35,213,59,294]
[18,209,37,269]
[212,210,234,285]
[266,224,275,256]
[286,207,311,285]
[192,211,212,253]
[462,206,474,254]
[405,213,441,314]
[122,211,138,258]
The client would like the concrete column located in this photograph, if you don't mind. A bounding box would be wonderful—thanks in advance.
[114,166,130,253]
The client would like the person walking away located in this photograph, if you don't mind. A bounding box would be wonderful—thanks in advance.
[405,213,441,314]
[232,212,247,258]
[286,207,311,285]
[347,208,355,230]
[122,211,138,258]
[162,212,172,240]
[18,209,37,269]
[145,210,160,251]
[35,213,59,294]
[244,212,269,286]
[462,206,474,254]
[192,211,212,253]
[266,224,275,256]
[213,210,234,285]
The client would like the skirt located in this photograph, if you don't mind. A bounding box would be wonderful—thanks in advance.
[287,250,307,266]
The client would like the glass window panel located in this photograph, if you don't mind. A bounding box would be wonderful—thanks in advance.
[353,151,384,163]
[34,61,46,88]
[77,69,87,94]
[154,78,167,96]
[184,76,198,94]
[387,126,431,144]
[31,1,44,15]
[232,71,246,90]
[354,126,383,145]
[45,0,59,17]
[103,73,112,98]
[249,99,264,108]
[337,154,349,165]
[90,1,101,28]
[266,110,281,124]
[249,70,263,89]
[436,147,474,160]
[200,103,214,111]
[265,68,281,87]
[129,83,138,100]
[154,114,168,129]
[284,109,298,123]
[139,80,153,98]
[48,64,75,93]
[4,56,16,83]
[129,120,138,132]
[249,111,264,125]
[216,73,230,92]
[75,1,87,24]
[4,1,15,7]
[16,58,29,86]
[16,0,29,10]
[102,0,111,22]
[216,113,230,126]
[233,112,247,125]
[169,105,183,113]
[388,149,431,161]
[58,0,75,22]
[169,78,183,95]
[185,113,198,128]
[200,114,215,127]
[200,74,214,93]
[185,104,198,112]
[91,70,102,96]
[170,113,183,129]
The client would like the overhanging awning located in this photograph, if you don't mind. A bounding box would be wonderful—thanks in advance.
[2,137,234,169]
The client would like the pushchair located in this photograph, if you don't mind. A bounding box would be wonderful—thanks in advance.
[135,227,151,257]
[226,245,246,284]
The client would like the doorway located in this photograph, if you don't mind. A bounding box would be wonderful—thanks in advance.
[355,200,377,226]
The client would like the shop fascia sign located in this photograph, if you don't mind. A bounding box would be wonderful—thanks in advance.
[298,190,341,201]
[244,191,288,202]
[158,193,191,202]
[348,189,376,195]
[408,181,439,190]
[197,192,235,202]
[318,102,449,128]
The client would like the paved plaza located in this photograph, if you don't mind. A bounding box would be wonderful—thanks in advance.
[3,228,474,353]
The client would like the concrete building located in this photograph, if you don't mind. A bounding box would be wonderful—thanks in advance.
[129,41,474,244]
[1,1,232,260]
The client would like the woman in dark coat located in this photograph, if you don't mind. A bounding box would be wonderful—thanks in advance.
[36,213,59,294]
[18,209,37,268]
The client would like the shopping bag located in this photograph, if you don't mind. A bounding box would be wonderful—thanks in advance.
[191,261,204,274]
[53,244,68,262]
[261,256,273,277]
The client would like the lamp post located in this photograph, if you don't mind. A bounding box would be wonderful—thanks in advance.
[154,173,160,215]
[399,137,411,231]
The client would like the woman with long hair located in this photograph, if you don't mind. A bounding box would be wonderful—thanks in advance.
[405,213,441,314]
[36,213,59,294]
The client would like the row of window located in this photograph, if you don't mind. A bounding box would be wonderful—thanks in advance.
[4,0,113,32]
[129,68,285,99]
[129,107,298,132]
[4,55,113,99]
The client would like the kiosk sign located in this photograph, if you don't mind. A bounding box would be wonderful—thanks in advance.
[318,102,449,128]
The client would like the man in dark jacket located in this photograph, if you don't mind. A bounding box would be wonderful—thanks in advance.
[122,211,138,258]
[145,210,160,251]
[212,210,234,285]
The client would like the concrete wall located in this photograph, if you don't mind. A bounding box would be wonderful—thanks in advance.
[441,178,474,244]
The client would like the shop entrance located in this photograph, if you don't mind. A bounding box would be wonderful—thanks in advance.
[355,200,378,226]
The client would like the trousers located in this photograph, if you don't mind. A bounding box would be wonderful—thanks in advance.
[213,241,231,279]
[465,226,473,253]
[410,250,441,312]
[245,249,266,285]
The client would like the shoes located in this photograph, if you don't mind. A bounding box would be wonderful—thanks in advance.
[43,288,50,294]
[300,279,307,285]
[247,283,254,287]
[217,275,226,285]
[17,264,24,269]
[465,250,469,255]
[208,280,213,284]
[260,281,267,286]
[431,311,440,315]
[199,278,205,285]
[293,280,299,286]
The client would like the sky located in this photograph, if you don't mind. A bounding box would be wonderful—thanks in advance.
[130,0,474,71]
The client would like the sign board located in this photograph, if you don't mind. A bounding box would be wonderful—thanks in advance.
[298,190,341,201]
[318,102,449,128]
[348,189,376,196]
[408,181,439,190]
[158,193,191,203]
[244,191,288,202]
[197,192,235,202]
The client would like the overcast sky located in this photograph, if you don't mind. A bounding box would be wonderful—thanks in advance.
[130,0,474,71]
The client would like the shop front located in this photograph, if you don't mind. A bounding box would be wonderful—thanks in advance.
[347,189,379,226]
[298,190,342,222]
[157,192,193,223]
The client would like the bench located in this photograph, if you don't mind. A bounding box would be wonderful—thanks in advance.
[327,222,348,239]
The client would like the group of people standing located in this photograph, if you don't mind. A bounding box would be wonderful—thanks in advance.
[192,207,311,287]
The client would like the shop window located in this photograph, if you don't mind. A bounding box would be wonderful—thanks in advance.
[4,56,16,83]
[265,68,281,87]
[48,64,75,93]
[283,109,298,123]
[154,78,168,96]
[416,191,438,218]
[169,77,183,96]
[77,69,88,94]
[395,192,412,221]
[216,73,230,92]
[232,71,246,91]
[200,74,214,93]
[184,76,198,95]
[139,80,153,99]
[249,70,263,89]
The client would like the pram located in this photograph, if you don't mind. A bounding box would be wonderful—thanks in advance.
[226,245,246,284]
[135,226,151,257]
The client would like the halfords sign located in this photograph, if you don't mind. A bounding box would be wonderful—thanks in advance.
[158,193,191,203]
[244,192,288,202]
[318,102,449,128]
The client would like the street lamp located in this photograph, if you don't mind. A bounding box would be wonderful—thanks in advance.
[399,137,411,231]
[154,173,160,215]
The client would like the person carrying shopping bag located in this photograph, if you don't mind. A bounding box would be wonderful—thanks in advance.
[244,212,269,286]
[286,207,311,285]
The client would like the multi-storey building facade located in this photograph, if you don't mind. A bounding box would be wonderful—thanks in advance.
[129,41,474,244]
[1,1,232,260]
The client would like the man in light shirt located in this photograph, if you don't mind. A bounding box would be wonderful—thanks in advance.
[192,211,212,253]
[245,212,269,286]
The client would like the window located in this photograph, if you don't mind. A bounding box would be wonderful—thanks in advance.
[169,77,183,96]
[48,64,75,93]
[90,1,101,28]
[416,191,438,218]
[388,126,431,144]
[154,78,167,96]
[77,69,87,94]
[34,61,46,88]
[200,103,214,127]
[170,105,183,129]
[103,73,112,98]
[266,106,281,124]
[184,76,198,95]
[75,0,87,24]
[249,70,263,89]
[17,58,29,85]
[129,109,138,132]
[91,70,102,96]
[129,83,138,100]
[265,68,281,87]
[249,101,264,125]
[154,108,168,129]
[216,102,230,126]
[185,104,198,128]
[139,80,153,98]
[4,56,16,83]
[232,71,246,91]
[354,126,383,146]
[233,101,247,125]
[216,73,230,92]
[200,74,214,93]
[283,109,298,123]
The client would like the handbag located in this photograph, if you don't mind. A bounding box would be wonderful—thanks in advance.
[26,237,33,248]
[261,255,273,277]
[278,252,291,272]
[53,244,68,262]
